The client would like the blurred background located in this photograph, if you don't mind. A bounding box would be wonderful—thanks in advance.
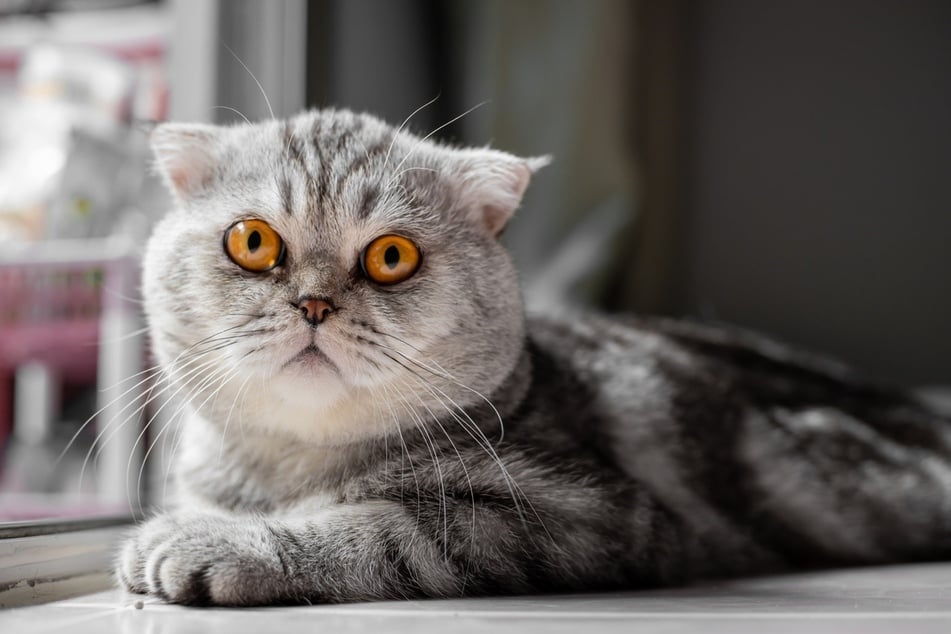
[0,0,949,522]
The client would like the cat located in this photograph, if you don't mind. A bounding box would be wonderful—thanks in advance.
[118,107,951,606]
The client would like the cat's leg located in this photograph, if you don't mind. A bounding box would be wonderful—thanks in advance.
[119,500,538,605]
[117,492,650,605]
[118,503,459,605]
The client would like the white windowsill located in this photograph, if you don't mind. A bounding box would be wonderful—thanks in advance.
[0,516,132,608]
[2,560,951,633]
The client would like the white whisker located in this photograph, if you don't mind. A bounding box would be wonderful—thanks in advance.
[386,100,490,188]
[404,378,478,575]
[127,357,243,516]
[380,383,423,532]
[218,371,254,464]
[222,42,274,120]
[211,105,252,124]
[369,338,553,542]
[375,333,508,442]
[391,380,448,559]
[85,349,228,497]
[382,94,441,172]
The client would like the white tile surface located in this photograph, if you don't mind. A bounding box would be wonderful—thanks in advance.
[3,563,951,633]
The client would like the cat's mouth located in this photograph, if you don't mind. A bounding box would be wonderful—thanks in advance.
[283,343,337,373]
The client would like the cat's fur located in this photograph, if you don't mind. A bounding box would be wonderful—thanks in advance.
[119,108,951,606]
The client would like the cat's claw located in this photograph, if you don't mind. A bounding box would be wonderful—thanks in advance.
[118,513,293,606]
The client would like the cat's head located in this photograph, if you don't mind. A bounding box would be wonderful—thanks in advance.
[143,108,546,443]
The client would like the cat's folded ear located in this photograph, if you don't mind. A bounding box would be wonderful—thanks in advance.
[150,123,223,202]
[447,149,551,237]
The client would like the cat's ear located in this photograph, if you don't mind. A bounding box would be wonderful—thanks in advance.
[449,149,550,237]
[150,123,223,201]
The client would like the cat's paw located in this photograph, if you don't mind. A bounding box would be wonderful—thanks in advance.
[117,512,295,606]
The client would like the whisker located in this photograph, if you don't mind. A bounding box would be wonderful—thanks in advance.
[157,355,245,503]
[403,378,478,572]
[161,398,191,503]
[58,365,164,466]
[127,357,243,516]
[222,41,274,120]
[100,284,145,306]
[81,349,228,495]
[370,344,552,541]
[83,323,259,481]
[92,325,151,347]
[67,343,225,478]
[97,362,166,393]
[134,414,176,516]
[157,324,283,499]
[386,100,490,188]
[382,94,441,172]
[390,381,447,557]
[372,332,507,442]
[408,390,452,560]
[219,372,254,464]
[211,104,252,124]
[387,166,440,188]
[380,383,423,533]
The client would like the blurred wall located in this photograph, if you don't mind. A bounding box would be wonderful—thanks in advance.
[206,0,951,386]
[305,0,639,310]
[680,0,951,385]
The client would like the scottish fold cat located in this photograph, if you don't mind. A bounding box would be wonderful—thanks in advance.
[119,108,951,605]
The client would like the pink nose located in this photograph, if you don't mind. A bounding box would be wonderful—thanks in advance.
[296,297,334,325]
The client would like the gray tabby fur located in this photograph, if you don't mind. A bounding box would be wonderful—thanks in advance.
[119,108,951,605]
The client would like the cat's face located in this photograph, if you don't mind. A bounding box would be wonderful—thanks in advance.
[143,109,545,443]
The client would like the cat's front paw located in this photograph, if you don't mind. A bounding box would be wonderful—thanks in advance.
[117,512,295,606]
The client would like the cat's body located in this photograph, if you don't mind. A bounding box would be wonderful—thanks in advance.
[119,108,951,605]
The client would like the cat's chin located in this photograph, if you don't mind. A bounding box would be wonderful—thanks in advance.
[237,368,388,444]
[281,343,337,377]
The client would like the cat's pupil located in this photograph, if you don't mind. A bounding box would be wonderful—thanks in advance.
[247,231,262,252]
[384,245,400,269]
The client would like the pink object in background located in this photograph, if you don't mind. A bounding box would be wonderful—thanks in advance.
[0,239,145,517]
[0,258,101,445]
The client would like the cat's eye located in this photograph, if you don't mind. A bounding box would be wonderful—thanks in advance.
[361,234,421,285]
[223,219,285,272]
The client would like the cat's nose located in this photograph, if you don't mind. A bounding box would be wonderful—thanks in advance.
[294,296,335,325]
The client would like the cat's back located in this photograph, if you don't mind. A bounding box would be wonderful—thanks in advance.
[525,311,726,421]
[526,311,951,574]
[525,310,943,454]
[526,310,916,420]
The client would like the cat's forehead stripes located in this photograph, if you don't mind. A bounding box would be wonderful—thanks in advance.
[277,168,294,217]
[356,184,382,221]
[305,117,331,203]
[331,131,396,205]
[274,113,397,223]
[281,122,321,215]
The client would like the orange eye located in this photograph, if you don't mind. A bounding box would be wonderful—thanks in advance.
[223,219,285,272]
[361,234,421,285]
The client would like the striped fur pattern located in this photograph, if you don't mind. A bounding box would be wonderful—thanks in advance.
[119,108,951,605]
